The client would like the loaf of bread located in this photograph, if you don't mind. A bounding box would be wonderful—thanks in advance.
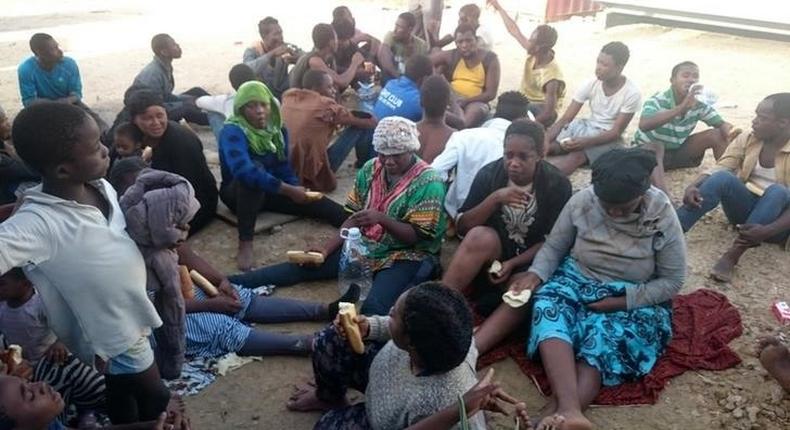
[287,251,325,265]
[338,302,365,354]
[189,270,219,297]
[304,191,323,202]
[178,265,195,299]
[502,289,532,308]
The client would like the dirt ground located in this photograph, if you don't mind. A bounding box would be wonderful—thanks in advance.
[2,1,790,429]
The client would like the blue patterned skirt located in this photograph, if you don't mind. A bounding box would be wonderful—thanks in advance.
[527,257,672,386]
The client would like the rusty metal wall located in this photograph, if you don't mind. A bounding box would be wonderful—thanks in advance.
[545,0,602,22]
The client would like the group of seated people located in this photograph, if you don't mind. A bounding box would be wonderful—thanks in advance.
[1,2,790,429]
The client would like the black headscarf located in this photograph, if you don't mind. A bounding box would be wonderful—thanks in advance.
[591,148,657,204]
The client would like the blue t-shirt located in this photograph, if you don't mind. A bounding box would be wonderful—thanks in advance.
[17,56,83,106]
[372,76,422,122]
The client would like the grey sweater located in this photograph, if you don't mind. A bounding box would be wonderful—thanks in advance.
[364,316,485,430]
[529,186,687,310]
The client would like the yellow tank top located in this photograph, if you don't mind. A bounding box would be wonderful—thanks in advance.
[451,59,485,98]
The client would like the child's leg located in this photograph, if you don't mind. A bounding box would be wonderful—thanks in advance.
[132,364,172,421]
[237,329,313,357]
[105,364,171,423]
[104,338,171,423]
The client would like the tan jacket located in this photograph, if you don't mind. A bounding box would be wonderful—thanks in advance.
[710,131,790,186]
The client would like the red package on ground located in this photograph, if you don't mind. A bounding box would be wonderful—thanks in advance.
[773,301,790,325]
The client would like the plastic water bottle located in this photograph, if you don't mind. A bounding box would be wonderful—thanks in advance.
[357,81,377,114]
[691,83,719,106]
[338,227,373,302]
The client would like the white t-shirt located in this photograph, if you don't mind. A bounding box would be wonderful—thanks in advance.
[572,78,642,130]
[196,93,235,118]
[0,180,162,363]
[431,118,511,218]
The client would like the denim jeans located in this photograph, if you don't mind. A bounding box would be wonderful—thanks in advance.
[328,127,375,170]
[229,250,431,315]
[676,170,790,243]
[207,111,225,143]
[236,295,325,356]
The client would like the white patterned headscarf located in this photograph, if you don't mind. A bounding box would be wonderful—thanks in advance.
[372,116,420,155]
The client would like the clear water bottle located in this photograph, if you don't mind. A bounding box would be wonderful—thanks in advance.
[338,227,373,302]
[691,83,719,106]
[357,81,377,114]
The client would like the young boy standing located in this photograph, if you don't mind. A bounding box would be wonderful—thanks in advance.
[0,103,169,424]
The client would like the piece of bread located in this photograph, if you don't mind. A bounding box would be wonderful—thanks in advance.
[338,302,365,354]
[488,260,503,277]
[1,345,23,374]
[287,251,325,265]
[190,270,219,297]
[502,289,532,308]
[178,265,195,300]
[304,191,323,202]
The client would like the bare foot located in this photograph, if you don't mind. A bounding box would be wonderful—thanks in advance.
[556,410,592,430]
[710,254,737,283]
[529,395,558,428]
[286,386,345,412]
[536,414,566,430]
[237,240,254,272]
[759,341,790,392]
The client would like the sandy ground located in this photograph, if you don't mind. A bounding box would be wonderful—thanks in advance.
[2,1,790,429]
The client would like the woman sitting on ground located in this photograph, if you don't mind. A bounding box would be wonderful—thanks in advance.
[218,81,348,271]
[508,148,686,429]
[229,117,447,316]
[286,282,492,429]
[126,90,218,235]
[441,120,571,355]
[430,24,500,129]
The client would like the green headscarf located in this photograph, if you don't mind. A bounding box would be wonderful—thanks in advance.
[226,81,285,159]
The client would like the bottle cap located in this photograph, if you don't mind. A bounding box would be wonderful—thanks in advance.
[341,227,362,240]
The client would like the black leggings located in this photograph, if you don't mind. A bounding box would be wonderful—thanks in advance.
[219,180,348,241]
[104,363,171,424]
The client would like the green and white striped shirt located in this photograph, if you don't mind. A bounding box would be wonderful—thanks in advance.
[632,88,723,149]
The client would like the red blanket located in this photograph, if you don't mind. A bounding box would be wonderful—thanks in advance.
[477,289,743,406]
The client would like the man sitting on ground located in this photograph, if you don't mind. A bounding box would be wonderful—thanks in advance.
[545,41,641,176]
[633,61,735,196]
[431,91,530,219]
[378,12,430,84]
[332,6,381,56]
[17,33,108,132]
[289,24,364,92]
[281,70,377,192]
[489,0,565,127]
[442,120,571,355]
[129,33,209,125]
[676,93,790,282]
[243,17,303,100]
[331,17,376,82]
[373,54,433,123]
[417,76,457,163]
